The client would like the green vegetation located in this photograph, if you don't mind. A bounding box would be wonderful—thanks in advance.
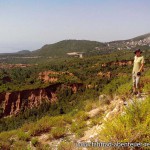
[0,48,150,93]
[31,138,39,146]
[32,40,107,57]
[58,141,76,150]
[51,127,66,139]
[0,49,149,131]
[0,41,149,149]
[99,97,150,148]
[17,130,31,141]
[101,76,131,95]
[74,111,89,122]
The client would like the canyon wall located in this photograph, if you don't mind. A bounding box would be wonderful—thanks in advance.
[0,83,82,117]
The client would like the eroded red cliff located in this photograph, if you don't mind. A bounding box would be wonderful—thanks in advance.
[0,83,82,117]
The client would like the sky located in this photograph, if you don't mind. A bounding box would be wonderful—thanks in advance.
[0,0,150,53]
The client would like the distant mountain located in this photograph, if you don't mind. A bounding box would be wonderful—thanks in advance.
[31,40,107,57]
[0,33,150,57]
[16,50,31,54]
[31,33,150,56]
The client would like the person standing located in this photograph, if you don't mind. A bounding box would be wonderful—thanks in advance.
[132,49,145,97]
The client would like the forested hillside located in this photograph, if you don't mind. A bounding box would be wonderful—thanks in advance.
[0,61,149,150]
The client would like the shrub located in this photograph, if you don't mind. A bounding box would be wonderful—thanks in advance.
[69,109,78,116]
[0,130,16,142]
[51,127,66,139]
[49,116,66,127]
[29,116,52,136]
[12,140,28,150]
[30,123,50,136]
[71,121,87,133]
[17,130,30,141]
[31,138,39,147]
[74,111,89,121]
[84,103,93,111]
[75,128,85,138]
[116,82,132,96]
[21,115,71,136]
[102,76,130,95]
[21,122,35,132]
[63,114,73,124]
[90,117,102,127]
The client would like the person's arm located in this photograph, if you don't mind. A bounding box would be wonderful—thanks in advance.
[138,56,145,72]
[138,63,144,72]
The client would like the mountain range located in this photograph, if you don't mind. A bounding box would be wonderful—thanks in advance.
[1,33,150,57]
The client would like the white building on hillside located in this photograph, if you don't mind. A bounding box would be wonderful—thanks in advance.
[67,52,84,58]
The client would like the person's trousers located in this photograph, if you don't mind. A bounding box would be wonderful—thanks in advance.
[132,72,141,89]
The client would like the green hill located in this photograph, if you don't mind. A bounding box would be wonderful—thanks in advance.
[31,40,107,57]
[20,33,150,57]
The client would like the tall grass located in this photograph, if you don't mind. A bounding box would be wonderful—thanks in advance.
[99,97,150,149]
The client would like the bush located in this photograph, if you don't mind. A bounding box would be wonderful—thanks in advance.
[99,97,150,145]
[17,130,30,141]
[21,122,35,132]
[102,76,130,95]
[30,123,51,136]
[90,117,102,127]
[71,121,87,133]
[63,114,73,124]
[12,140,28,150]
[75,128,85,138]
[84,103,93,111]
[0,130,16,142]
[69,109,78,116]
[21,115,72,137]
[116,82,132,96]
[49,116,66,127]
[51,127,66,139]
[29,116,52,136]
[74,111,89,121]
[31,138,39,147]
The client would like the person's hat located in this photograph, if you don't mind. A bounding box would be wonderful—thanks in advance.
[134,49,142,54]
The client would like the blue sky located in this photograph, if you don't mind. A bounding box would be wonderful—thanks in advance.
[0,0,150,53]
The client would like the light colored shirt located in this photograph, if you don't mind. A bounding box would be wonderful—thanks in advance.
[132,56,145,73]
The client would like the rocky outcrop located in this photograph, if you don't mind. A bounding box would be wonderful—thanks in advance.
[38,70,74,83]
[0,83,82,117]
